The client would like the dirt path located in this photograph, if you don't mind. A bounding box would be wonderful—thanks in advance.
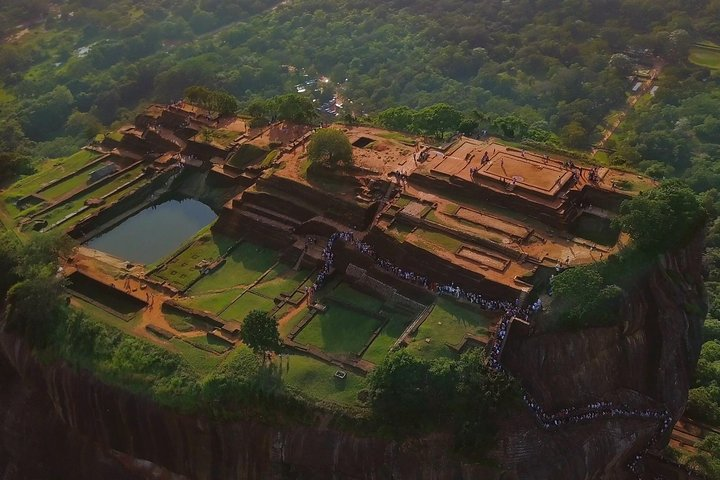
[276,300,308,337]
[592,59,666,156]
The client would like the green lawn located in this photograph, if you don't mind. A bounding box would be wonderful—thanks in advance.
[362,312,413,364]
[169,338,226,376]
[154,231,238,290]
[187,240,277,293]
[278,353,365,407]
[442,203,460,215]
[166,313,196,332]
[227,144,269,168]
[377,132,415,143]
[37,164,146,229]
[405,298,491,360]
[387,221,414,242]
[185,334,232,354]
[324,282,385,314]
[251,267,311,299]
[279,306,309,338]
[295,304,381,354]
[689,46,720,69]
[210,128,240,147]
[219,292,276,322]
[413,228,463,252]
[39,160,111,200]
[179,288,243,315]
[5,150,99,200]
[163,310,215,332]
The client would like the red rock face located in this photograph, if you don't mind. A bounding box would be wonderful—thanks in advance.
[501,232,706,479]
[0,234,705,480]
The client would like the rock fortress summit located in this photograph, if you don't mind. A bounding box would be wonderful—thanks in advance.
[0,101,706,479]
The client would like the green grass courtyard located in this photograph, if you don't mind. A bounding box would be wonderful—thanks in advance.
[405,297,492,360]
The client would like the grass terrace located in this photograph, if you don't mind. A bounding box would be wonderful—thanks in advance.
[169,337,226,376]
[179,289,244,315]
[406,298,492,360]
[250,266,312,299]
[689,42,720,69]
[227,144,269,169]
[39,160,114,201]
[34,164,147,230]
[295,303,382,355]
[219,291,276,322]
[184,239,278,293]
[362,311,414,365]
[152,230,238,290]
[279,306,308,337]
[5,150,100,200]
[194,128,239,147]
[277,353,366,407]
[413,228,463,252]
[323,282,385,313]
[185,333,233,355]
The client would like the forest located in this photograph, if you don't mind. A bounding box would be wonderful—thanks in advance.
[2,0,720,474]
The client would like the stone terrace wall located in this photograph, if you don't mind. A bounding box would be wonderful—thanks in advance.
[261,176,378,230]
[364,228,520,301]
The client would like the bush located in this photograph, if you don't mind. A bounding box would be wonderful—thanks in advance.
[549,264,624,330]
[307,128,353,167]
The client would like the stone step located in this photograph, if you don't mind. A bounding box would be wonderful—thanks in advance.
[244,203,302,227]
[238,210,294,233]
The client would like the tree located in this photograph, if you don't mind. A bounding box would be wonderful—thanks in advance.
[4,267,64,347]
[705,318,720,342]
[608,53,634,76]
[614,180,706,253]
[549,264,624,329]
[65,111,102,138]
[377,106,415,132]
[269,94,317,124]
[183,86,238,117]
[687,433,720,479]
[211,91,239,117]
[239,310,280,360]
[246,98,269,120]
[307,128,353,167]
[560,121,588,148]
[21,86,75,141]
[458,116,479,136]
[492,115,529,139]
[366,349,431,423]
[667,29,692,60]
[414,103,462,139]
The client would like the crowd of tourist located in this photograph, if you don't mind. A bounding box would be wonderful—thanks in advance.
[487,299,672,479]
[311,232,672,478]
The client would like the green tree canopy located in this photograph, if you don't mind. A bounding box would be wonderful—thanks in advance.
[183,86,238,116]
[307,128,353,167]
[414,103,462,139]
[269,93,317,124]
[687,433,720,478]
[614,180,706,253]
[239,310,280,358]
[549,264,624,330]
[377,106,415,132]
[366,349,431,423]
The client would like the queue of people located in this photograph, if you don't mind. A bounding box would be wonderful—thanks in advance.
[311,231,672,479]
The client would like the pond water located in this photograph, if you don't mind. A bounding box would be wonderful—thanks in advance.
[86,198,217,264]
